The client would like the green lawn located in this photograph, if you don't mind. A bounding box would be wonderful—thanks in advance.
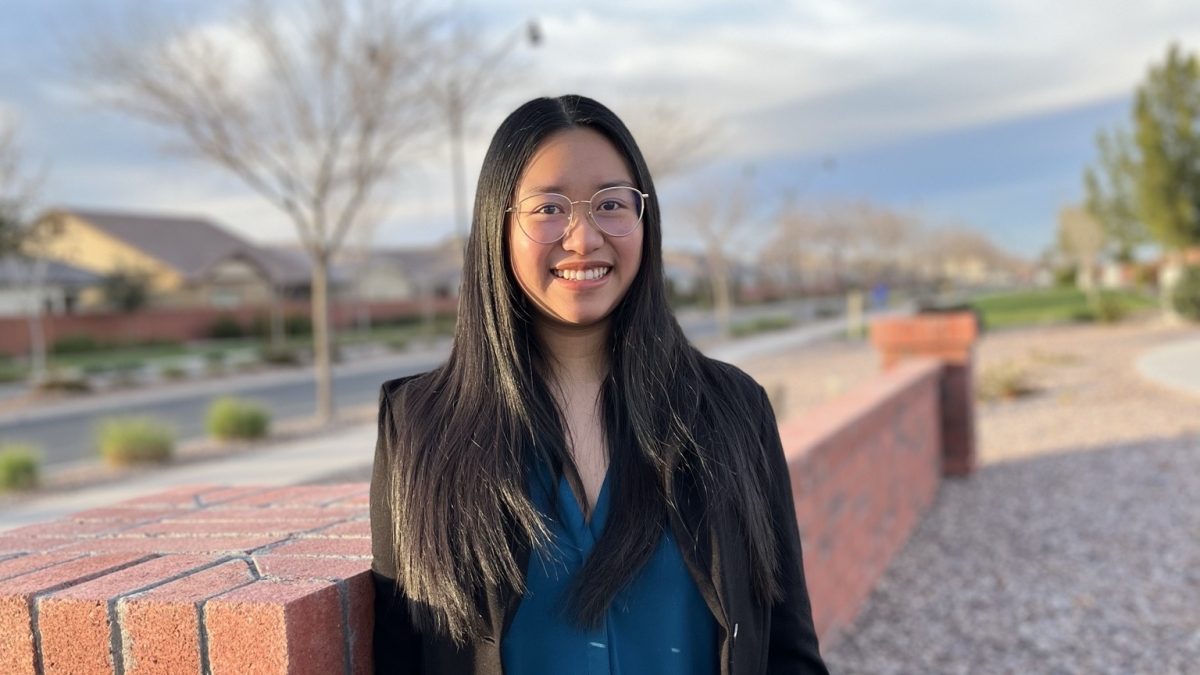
[968,287,1158,330]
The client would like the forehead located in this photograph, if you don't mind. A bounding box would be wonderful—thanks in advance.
[517,127,633,196]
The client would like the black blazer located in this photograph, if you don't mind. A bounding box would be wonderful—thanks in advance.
[370,362,829,675]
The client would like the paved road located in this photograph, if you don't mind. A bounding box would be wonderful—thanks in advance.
[0,350,448,468]
[0,297,881,468]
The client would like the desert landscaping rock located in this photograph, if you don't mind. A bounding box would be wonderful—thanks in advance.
[740,315,1200,674]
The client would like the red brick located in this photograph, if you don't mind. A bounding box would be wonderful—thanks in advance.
[114,485,221,508]
[197,486,272,506]
[170,507,354,523]
[329,492,371,508]
[253,556,371,582]
[0,536,69,555]
[0,554,149,675]
[265,538,372,558]
[205,580,346,675]
[38,555,219,675]
[4,521,134,539]
[119,559,256,675]
[311,520,371,538]
[219,484,368,509]
[0,553,85,582]
[57,536,286,556]
[68,507,184,523]
[122,519,336,538]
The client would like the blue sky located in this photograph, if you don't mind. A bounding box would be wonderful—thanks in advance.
[3,0,1200,259]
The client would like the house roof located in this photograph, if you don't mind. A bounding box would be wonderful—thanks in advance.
[51,208,312,286]
[0,256,103,287]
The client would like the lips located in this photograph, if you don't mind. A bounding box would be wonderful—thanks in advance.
[552,266,612,281]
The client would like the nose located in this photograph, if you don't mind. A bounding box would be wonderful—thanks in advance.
[560,206,604,254]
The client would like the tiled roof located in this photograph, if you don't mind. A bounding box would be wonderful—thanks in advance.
[54,209,311,286]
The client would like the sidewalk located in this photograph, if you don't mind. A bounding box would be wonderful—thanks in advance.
[0,310,904,532]
[1135,334,1200,398]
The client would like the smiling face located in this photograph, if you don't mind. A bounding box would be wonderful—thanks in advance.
[507,127,644,331]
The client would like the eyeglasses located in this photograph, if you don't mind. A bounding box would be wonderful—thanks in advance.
[506,186,650,244]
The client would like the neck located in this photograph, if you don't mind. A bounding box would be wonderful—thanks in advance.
[536,319,609,388]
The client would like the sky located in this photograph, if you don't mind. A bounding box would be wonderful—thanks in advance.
[2,0,1200,260]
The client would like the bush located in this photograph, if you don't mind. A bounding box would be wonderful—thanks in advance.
[52,333,101,355]
[731,315,793,337]
[977,360,1038,402]
[36,371,91,393]
[96,417,174,466]
[284,314,312,336]
[160,364,189,380]
[259,345,301,365]
[1171,265,1200,321]
[206,397,271,441]
[208,314,246,340]
[1088,293,1130,324]
[0,445,39,491]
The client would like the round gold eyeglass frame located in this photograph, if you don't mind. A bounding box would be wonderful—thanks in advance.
[505,187,651,244]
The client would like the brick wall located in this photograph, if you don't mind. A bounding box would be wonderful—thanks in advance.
[781,357,944,646]
[0,484,373,675]
[0,298,458,357]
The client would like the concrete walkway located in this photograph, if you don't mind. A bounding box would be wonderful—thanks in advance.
[1135,335,1200,398]
[0,309,907,532]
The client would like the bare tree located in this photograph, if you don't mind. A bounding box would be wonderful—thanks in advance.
[1057,205,1107,298]
[0,114,51,380]
[0,114,41,257]
[681,168,756,339]
[77,0,439,423]
[426,15,540,245]
[622,100,721,182]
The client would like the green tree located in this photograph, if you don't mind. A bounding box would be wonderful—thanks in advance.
[1083,128,1146,262]
[1133,43,1200,251]
[100,268,151,314]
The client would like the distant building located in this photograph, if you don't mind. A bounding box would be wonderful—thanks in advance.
[0,256,102,317]
[335,242,462,302]
[26,208,318,311]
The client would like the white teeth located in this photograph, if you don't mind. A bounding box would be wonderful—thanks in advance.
[553,267,611,281]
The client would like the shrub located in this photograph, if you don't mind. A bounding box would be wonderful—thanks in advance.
[96,417,174,466]
[259,345,301,365]
[208,314,245,340]
[36,371,91,393]
[284,314,312,336]
[0,444,39,491]
[977,360,1038,402]
[206,397,271,441]
[52,333,101,355]
[204,351,226,376]
[1172,265,1200,321]
[731,315,793,337]
[160,364,189,380]
[1088,293,1129,324]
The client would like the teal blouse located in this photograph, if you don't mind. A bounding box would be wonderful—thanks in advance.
[500,464,718,674]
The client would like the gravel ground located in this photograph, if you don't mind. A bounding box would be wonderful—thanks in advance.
[739,314,1200,673]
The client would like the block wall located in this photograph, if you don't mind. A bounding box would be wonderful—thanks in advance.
[781,358,945,646]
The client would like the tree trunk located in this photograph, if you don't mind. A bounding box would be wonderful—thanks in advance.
[708,249,733,340]
[312,253,334,425]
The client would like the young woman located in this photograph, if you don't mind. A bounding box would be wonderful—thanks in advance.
[371,95,828,675]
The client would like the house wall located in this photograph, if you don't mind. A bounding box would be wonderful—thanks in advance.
[31,214,184,303]
[0,298,460,356]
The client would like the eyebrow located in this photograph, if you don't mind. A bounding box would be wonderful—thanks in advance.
[521,180,636,197]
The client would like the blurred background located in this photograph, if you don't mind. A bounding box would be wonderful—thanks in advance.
[0,0,1195,456]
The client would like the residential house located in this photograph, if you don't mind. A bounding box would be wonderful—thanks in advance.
[26,208,315,311]
[0,256,102,317]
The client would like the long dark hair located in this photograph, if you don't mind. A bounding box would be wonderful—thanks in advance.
[384,95,781,642]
